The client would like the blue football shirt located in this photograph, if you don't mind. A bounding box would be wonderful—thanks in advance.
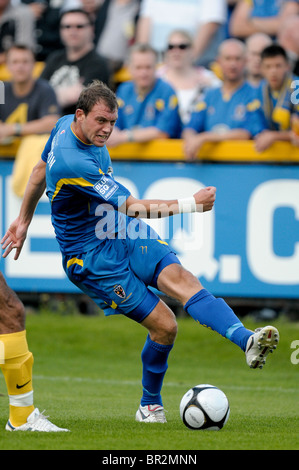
[115,77,182,138]
[184,81,265,137]
[41,115,131,254]
[41,115,176,319]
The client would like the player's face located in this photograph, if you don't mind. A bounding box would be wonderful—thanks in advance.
[6,49,35,84]
[261,56,290,90]
[129,51,157,93]
[75,101,118,147]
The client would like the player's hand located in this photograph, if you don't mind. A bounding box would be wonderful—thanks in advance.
[193,186,216,212]
[1,217,28,260]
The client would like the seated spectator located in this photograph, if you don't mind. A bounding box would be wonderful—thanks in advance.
[245,32,272,87]
[107,43,182,147]
[229,0,299,40]
[40,8,110,116]
[20,0,64,61]
[0,44,60,156]
[96,0,140,74]
[254,44,299,152]
[62,0,111,45]
[278,15,299,76]
[0,0,36,65]
[157,29,222,124]
[135,0,227,67]
[183,39,265,160]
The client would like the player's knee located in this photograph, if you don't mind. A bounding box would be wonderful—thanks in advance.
[152,317,178,345]
[167,319,178,344]
[142,300,178,345]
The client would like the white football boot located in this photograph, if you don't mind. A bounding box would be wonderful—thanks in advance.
[5,408,69,432]
[245,325,279,369]
[135,404,167,423]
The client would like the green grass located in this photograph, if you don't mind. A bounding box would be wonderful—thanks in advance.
[0,311,298,450]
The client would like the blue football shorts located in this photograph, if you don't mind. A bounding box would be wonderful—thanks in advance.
[62,225,180,323]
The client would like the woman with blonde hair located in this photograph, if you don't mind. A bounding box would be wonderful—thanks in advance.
[157,29,221,123]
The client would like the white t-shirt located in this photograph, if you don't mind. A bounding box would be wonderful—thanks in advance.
[139,0,227,53]
[157,65,222,123]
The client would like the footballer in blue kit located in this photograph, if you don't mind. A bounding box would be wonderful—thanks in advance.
[2,81,280,426]
[41,113,176,320]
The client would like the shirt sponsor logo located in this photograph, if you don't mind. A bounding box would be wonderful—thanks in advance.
[93,175,118,200]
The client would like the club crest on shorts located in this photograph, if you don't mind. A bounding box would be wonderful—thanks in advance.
[113,284,126,299]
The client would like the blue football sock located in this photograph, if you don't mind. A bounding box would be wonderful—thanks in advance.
[184,289,252,351]
[140,334,173,406]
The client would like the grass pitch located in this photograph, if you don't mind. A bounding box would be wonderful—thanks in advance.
[0,310,298,450]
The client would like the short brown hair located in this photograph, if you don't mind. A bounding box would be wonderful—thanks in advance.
[128,43,158,62]
[59,8,94,26]
[74,80,118,120]
[6,43,36,60]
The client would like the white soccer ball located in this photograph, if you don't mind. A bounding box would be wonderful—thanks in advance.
[180,384,230,430]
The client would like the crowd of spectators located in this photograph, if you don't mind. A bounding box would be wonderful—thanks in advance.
[1,0,299,176]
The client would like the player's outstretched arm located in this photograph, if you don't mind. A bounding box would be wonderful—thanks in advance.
[125,186,216,218]
[1,159,46,260]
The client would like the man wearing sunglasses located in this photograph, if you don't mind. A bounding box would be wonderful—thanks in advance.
[41,8,110,116]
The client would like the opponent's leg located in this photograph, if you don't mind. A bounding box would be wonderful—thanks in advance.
[135,299,177,422]
[0,273,35,427]
[0,271,25,334]
[0,272,68,431]
[156,264,279,367]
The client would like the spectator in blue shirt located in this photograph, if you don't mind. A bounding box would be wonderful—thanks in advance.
[183,39,265,160]
[107,43,182,147]
[254,44,299,152]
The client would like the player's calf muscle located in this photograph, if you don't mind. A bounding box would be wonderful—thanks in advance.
[0,302,25,333]
[0,274,25,333]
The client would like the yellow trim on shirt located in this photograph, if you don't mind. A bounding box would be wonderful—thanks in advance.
[66,257,84,269]
[51,177,93,202]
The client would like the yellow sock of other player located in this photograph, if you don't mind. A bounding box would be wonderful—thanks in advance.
[0,330,34,427]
